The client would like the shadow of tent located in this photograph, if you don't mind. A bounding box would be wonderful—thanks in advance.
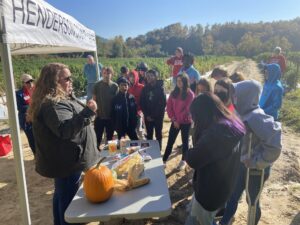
[290,212,300,225]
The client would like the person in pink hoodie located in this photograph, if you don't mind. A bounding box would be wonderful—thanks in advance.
[163,73,194,170]
[128,70,145,139]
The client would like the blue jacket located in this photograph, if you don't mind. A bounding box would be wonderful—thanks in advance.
[83,63,102,83]
[259,64,284,120]
[179,65,201,84]
[179,65,201,92]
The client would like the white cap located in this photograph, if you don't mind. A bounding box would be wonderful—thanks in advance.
[274,46,281,53]
[21,74,34,83]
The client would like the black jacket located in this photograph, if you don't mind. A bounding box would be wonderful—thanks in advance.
[140,80,166,120]
[33,97,100,178]
[111,92,137,133]
[185,123,243,211]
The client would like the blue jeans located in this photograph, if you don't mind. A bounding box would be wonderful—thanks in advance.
[185,194,218,225]
[220,163,270,225]
[24,123,35,154]
[53,171,82,225]
[86,83,95,101]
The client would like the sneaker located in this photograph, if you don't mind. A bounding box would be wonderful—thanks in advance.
[177,160,187,170]
[163,161,167,169]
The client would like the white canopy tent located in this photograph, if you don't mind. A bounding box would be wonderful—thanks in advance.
[0,0,100,224]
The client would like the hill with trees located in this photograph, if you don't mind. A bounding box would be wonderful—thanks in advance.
[96,18,300,57]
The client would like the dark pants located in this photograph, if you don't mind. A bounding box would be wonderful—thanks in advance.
[145,117,163,150]
[117,128,138,140]
[163,123,191,162]
[94,118,114,147]
[53,171,82,225]
[24,124,35,154]
[220,163,271,225]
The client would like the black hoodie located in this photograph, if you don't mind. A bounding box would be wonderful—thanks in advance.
[186,123,244,211]
[111,92,137,133]
[140,80,166,119]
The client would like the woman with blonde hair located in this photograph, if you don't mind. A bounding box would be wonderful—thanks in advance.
[28,63,100,225]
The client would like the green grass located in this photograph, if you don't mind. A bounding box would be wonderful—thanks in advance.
[0,55,242,96]
[280,89,300,132]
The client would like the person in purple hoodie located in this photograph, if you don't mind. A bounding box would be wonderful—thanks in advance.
[163,73,194,170]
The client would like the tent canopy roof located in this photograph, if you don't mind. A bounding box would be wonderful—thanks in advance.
[1,0,97,55]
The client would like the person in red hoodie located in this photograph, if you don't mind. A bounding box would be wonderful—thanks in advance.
[163,73,194,170]
[166,47,184,87]
[128,70,145,139]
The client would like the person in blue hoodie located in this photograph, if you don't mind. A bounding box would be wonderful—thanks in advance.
[219,80,282,225]
[259,63,284,121]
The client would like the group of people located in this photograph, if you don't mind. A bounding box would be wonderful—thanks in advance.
[15,46,285,225]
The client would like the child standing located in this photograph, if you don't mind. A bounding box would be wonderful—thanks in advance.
[128,70,145,139]
[219,80,282,225]
[178,53,201,93]
[185,93,245,225]
[140,69,166,149]
[166,47,184,87]
[111,77,138,140]
[259,63,284,121]
[163,73,194,170]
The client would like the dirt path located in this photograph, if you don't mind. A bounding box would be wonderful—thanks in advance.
[0,59,299,225]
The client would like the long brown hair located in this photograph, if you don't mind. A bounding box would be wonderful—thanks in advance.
[214,77,233,107]
[171,73,190,100]
[190,92,245,142]
[195,78,212,96]
[28,63,69,122]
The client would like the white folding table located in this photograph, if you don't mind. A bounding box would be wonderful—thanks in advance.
[65,140,172,223]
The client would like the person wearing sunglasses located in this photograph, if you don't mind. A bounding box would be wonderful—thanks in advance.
[28,63,100,225]
[16,73,36,154]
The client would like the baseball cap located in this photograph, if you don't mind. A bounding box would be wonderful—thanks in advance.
[116,77,130,85]
[21,74,34,83]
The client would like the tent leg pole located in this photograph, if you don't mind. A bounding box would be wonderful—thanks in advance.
[0,43,31,225]
[94,49,100,80]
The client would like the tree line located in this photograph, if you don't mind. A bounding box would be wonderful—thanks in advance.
[96,18,300,58]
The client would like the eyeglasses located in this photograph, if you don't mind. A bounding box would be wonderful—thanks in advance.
[25,80,33,84]
[62,76,73,82]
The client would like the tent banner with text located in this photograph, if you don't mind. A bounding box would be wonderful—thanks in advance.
[1,0,97,54]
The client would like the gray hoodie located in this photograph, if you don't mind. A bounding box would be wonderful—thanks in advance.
[232,80,282,169]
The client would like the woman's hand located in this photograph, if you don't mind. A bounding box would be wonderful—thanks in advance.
[87,99,97,112]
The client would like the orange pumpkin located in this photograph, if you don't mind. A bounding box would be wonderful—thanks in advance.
[83,158,114,203]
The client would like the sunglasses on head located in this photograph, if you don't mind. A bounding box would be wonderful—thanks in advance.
[25,80,33,84]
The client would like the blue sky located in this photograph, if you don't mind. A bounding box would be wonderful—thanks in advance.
[47,0,300,39]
